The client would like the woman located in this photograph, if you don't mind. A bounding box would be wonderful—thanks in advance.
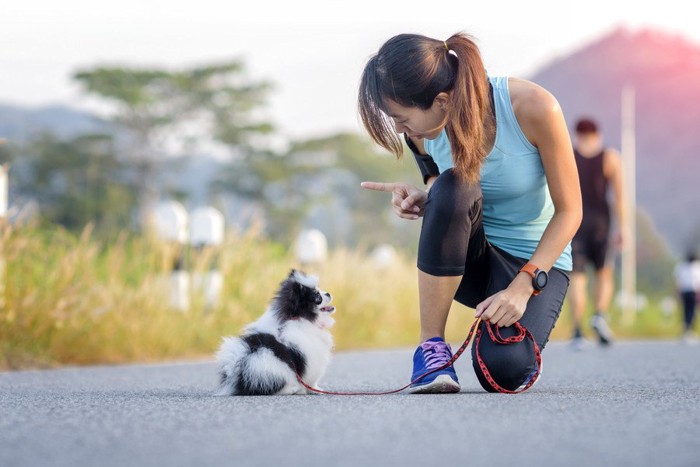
[359,32,582,393]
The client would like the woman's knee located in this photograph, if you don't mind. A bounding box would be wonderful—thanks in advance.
[471,330,537,392]
[427,169,481,217]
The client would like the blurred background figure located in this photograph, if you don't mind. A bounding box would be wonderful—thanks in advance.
[674,250,700,343]
[569,118,627,349]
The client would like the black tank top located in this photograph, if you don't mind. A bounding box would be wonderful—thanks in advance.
[574,149,610,228]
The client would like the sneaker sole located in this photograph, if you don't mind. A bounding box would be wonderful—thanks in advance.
[408,374,461,394]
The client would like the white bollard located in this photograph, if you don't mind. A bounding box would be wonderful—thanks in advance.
[190,207,224,247]
[152,200,190,311]
[295,229,328,265]
[169,270,190,312]
[192,270,224,309]
[190,206,225,309]
[153,201,188,244]
[371,244,397,269]
[659,296,677,318]
[635,293,648,313]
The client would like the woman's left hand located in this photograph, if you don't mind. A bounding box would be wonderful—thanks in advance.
[475,275,533,327]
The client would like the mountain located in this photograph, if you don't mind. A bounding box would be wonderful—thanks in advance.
[0,104,110,142]
[530,27,700,255]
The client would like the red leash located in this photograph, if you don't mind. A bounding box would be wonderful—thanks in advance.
[296,318,542,395]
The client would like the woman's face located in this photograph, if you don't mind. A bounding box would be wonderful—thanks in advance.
[384,94,449,140]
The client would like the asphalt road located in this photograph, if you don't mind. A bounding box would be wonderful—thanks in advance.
[2,340,699,467]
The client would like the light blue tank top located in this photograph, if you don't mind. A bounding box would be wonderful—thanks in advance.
[423,76,572,271]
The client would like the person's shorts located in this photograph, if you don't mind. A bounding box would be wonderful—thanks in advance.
[571,221,611,272]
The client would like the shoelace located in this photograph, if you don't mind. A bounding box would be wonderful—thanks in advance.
[420,340,453,370]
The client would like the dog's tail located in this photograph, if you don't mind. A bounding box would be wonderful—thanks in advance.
[235,355,287,395]
[215,337,288,396]
[215,337,246,396]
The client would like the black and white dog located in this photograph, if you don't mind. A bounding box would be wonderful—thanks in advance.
[216,270,336,395]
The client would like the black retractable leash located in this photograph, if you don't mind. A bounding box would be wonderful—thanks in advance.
[295,318,542,395]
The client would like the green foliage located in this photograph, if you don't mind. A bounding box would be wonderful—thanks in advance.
[73,61,275,227]
[0,139,12,165]
[216,132,424,249]
[73,61,274,150]
[635,210,676,295]
[14,133,137,235]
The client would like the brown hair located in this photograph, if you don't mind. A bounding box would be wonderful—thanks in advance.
[575,118,599,134]
[358,32,493,182]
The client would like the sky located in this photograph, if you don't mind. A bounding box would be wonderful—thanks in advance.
[2,0,699,142]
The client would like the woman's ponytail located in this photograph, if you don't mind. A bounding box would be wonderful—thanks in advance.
[443,33,493,183]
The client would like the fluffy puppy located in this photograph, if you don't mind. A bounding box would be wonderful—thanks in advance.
[216,270,336,395]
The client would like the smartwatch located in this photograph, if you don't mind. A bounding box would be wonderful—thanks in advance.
[519,263,548,296]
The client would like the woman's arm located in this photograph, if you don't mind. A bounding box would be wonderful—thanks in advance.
[514,79,582,273]
[604,148,627,249]
[476,79,582,327]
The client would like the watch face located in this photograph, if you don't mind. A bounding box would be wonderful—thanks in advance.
[535,270,548,289]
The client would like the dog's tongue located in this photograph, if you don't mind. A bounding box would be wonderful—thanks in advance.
[320,306,335,313]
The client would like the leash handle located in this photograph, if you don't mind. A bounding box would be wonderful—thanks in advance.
[296,318,541,395]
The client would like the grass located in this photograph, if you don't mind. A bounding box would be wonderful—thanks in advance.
[0,223,691,370]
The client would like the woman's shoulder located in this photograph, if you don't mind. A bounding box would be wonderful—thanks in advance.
[508,78,564,143]
[508,78,559,117]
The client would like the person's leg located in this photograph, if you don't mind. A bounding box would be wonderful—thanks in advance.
[688,291,697,331]
[680,291,698,343]
[418,272,463,343]
[416,168,488,339]
[569,272,588,339]
[569,233,588,342]
[589,224,614,344]
[411,169,488,393]
[681,291,696,333]
[470,247,570,392]
[590,266,615,345]
[594,264,614,314]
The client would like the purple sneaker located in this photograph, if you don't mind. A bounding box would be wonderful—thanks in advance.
[408,337,460,394]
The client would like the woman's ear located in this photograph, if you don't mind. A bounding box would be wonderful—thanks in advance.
[433,92,451,111]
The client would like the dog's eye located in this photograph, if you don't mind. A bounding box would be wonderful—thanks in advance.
[314,292,323,305]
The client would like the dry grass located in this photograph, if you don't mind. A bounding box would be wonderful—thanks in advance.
[0,223,687,370]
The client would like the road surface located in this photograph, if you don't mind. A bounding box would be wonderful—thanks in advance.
[2,340,699,467]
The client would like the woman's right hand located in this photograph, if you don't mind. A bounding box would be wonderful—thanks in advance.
[361,181,427,220]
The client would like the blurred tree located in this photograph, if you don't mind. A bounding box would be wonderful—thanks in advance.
[215,132,424,250]
[73,61,273,228]
[0,138,12,164]
[634,210,676,295]
[18,133,137,235]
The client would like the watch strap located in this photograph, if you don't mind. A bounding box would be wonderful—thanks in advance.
[519,262,542,296]
[519,262,539,278]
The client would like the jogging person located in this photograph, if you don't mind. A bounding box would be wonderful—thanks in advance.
[569,118,626,349]
[358,32,582,393]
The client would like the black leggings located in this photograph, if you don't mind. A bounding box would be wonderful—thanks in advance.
[680,291,697,331]
[417,169,570,392]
